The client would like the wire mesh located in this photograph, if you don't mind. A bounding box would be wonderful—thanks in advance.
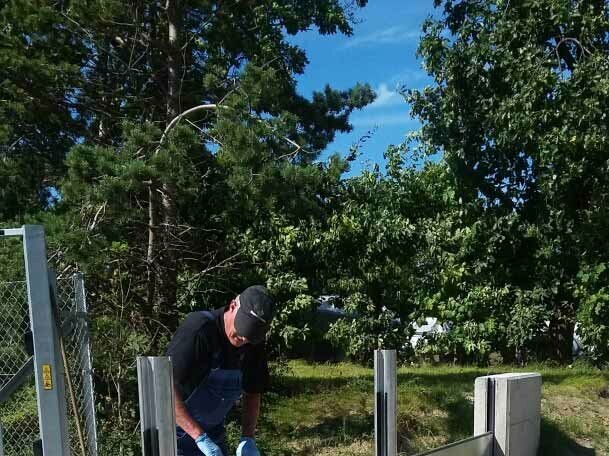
[0,275,98,456]
[0,281,39,456]
[56,274,98,456]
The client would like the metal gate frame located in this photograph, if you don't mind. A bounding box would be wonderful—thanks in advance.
[0,226,71,455]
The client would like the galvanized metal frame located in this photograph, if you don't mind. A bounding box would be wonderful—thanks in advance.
[21,225,71,455]
[0,225,105,455]
[374,349,397,456]
[73,273,99,456]
[137,356,177,456]
[374,351,384,456]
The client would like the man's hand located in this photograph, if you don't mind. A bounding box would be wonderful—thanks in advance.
[236,437,260,456]
[196,433,223,456]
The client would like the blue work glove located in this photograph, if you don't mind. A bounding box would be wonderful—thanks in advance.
[236,437,260,456]
[196,433,223,456]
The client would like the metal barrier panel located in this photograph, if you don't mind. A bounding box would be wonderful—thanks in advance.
[413,432,493,456]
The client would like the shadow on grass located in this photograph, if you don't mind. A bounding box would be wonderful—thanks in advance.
[539,418,596,456]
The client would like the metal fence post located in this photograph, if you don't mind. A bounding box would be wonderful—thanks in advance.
[137,357,177,456]
[73,273,99,456]
[22,225,71,455]
[374,351,384,456]
[383,350,397,456]
[375,349,397,456]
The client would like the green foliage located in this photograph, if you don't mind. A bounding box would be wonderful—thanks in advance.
[576,263,609,365]
[326,293,412,363]
[233,215,318,354]
[0,0,375,449]
[0,0,85,220]
[3,1,609,452]
[408,0,609,364]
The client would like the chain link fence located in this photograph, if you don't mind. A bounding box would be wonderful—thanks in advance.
[0,281,38,456]
[56,274,98,456]
[0,275,98,456]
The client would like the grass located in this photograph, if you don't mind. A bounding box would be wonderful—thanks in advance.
[246,360,609,456]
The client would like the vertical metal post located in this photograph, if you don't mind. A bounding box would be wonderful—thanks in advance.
[374,351,384,456]
[383,350,397,456]
[137,356,177,456]
[374,350,397,456]
[22,225,71,456]
[74,273,99,456]
[486,378,495,439]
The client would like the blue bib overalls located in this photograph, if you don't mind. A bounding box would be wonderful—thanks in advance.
[176,312,243,456]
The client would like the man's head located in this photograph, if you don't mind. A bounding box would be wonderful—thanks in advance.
[224,285,275,347]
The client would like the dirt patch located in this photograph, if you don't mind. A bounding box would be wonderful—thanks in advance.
[285,438,373,456]
[317,439,373,456]
[543,393,609,455]
[546,394,609,422]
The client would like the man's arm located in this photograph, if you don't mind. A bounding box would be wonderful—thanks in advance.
[241,392,261,437]
[174,385,204,439]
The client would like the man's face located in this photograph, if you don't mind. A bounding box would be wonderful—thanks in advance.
[225,298,250,348]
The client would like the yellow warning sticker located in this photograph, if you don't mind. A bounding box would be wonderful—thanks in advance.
[42,364,52,390]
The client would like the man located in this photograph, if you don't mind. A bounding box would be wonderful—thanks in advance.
[166,285,275,456]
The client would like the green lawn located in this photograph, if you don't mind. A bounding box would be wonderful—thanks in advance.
[247,360,609,456]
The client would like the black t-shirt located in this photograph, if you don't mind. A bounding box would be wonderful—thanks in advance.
[166,307,269,398]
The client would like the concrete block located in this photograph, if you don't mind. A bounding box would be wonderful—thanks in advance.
[508,416,541,456]
[474,372,541,456]
[508,375,542,423]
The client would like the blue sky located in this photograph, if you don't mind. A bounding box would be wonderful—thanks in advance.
[289,0,440,175]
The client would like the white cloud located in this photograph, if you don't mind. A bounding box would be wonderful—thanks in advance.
[389,69,429,86]
[343,26,420,49]
[351,113,418,128]
[369,83,404,109]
